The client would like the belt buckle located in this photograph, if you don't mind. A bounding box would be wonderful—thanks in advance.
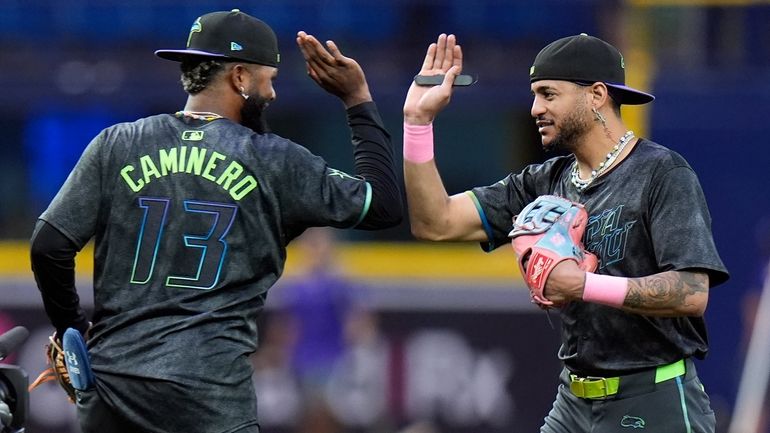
[569,375,586,397]
[570,375,611,400]
[588,376,610,400]
[586,376,611,399]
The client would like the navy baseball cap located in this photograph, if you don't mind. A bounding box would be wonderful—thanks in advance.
[155,9,280,67]
[529,33,654,105]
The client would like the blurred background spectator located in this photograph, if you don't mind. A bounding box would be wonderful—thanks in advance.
[268,227,364,433]
[281,228,360,397]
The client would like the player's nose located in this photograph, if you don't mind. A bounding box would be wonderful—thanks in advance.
[531,96,546,118]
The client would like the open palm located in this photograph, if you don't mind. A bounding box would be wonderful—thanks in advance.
[403,33,463,125]
[296,31,372,109]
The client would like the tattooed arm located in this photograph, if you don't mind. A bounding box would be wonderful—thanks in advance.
[545,262,710,317]
[622,270,709,317]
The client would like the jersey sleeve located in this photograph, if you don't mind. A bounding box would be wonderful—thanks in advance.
[278,142,371,239]
[469,158,573,252]
[39,130,106,249]
[648,166,729,287]
[468,177,516,252]
[468,165,544,251]
[347,102,402,230]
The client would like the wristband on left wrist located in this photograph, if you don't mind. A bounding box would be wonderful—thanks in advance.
[582,272,629,307]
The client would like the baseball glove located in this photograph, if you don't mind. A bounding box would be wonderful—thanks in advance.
[508,195,598,307]
[28,332,76,403]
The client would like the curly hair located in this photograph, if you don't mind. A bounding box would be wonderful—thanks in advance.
[180,59,227,94]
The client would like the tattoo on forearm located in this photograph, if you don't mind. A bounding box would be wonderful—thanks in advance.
[625,271,708,309]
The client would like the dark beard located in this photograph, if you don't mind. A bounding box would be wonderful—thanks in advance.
[544,104,590,153]
[240,95,271,134]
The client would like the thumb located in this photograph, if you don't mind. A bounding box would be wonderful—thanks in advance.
[440,65,462,91]
[325,40,347,63]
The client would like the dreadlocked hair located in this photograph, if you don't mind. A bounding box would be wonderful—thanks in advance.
[180,59,226,94]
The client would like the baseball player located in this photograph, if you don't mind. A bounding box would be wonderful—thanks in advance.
[402,33,728,432]
[29,10,401,433]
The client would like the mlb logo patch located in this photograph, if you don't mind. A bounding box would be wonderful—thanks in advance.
[231,42,243,51]
[182,131,204,141]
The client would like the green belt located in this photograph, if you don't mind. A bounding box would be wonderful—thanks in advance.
[569,359,686,399]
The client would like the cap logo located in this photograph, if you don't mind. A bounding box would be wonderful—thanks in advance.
[230,42,243,51]
[620,54,625,69]
[276,53,280,63]
[187,17,202,48]
[530,65,535,76]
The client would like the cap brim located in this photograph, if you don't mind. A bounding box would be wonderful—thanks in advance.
[155,49,229,62]
[606,83,655,105]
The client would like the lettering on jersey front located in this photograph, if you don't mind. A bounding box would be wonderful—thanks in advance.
[119,146,258,200]
[585,205,636,269]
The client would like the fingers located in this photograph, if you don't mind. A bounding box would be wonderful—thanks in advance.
[433,34,447,70]
[296,31,315,65]
[421,43,437,72]
[297,31,356,86]
[296,31,335,65]
[423,33,461,73]
[297,33,320,78]
[441,34,456,71]
[325,40,348,64]
[452,41,463,73]
[297,31,336,84]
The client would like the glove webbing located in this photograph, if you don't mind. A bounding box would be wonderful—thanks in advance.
[28,336,75,402]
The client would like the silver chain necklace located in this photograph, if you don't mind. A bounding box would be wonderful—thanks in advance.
[571,130,634,192]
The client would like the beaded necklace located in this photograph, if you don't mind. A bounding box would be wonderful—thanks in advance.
[571,130,634,192]
[175,111,224,121]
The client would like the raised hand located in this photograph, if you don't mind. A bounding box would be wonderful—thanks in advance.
[296,31,372,108]
[403,33,463,125]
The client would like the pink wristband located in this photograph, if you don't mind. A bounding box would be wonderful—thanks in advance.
[403,122,434,163]
[582,272,629,308]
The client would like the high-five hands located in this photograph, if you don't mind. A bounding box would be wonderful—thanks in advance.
[296,31,372,108]
[403,34,463,125]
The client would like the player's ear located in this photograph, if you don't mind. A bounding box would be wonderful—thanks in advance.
[589,82,610,109]
[229,64,251,96]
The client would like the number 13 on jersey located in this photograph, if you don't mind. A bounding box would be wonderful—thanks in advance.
[130,197,238,290]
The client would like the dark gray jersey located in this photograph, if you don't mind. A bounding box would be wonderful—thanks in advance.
[40,113,372,431]
[470,139,728,375]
